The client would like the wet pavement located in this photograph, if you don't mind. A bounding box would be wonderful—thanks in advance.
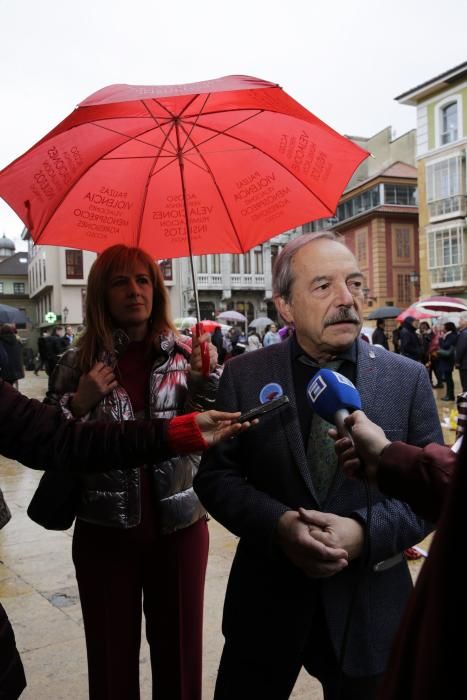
[0,371,459,699]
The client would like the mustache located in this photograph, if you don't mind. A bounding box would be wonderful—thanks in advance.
[324,309,361,327]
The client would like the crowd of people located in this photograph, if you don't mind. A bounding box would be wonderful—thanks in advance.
[0,235,465,699]
[374,311,467,402]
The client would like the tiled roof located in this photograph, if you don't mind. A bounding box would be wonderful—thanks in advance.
[0,252,29,276]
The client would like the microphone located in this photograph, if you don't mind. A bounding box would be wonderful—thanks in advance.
[306,369,362,438]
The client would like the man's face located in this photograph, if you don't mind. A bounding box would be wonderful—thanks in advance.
[275,239,364,361]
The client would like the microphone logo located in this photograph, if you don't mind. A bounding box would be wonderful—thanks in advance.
[307,374,327,403]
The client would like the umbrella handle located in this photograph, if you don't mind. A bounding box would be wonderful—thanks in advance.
[195,323,211,377]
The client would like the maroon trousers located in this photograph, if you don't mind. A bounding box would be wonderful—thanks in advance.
[72,513,209,700]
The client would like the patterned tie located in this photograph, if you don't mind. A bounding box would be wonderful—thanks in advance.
[306,359,342,504]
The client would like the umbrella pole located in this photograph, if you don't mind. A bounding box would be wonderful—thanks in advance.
[176,128,201,322]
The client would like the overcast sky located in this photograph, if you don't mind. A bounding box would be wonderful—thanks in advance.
[1,0,466,251]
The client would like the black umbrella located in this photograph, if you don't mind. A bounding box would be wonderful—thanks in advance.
[367,306,403,320]
[0,303,30,325]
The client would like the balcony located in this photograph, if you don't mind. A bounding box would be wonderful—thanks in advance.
[429,265,467,290]
[231,274,265,288]
[428,195,466,222]
[197,273,223,289]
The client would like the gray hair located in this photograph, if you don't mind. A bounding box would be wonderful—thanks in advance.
[272,231,342,301]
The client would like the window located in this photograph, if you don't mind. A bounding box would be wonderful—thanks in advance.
[427,225,467,286]
[42,258,46,282]
[396,274,412,305]
[65,249,83,279]
[428,226,463,268]
[231,254,240,274]
[441,102,458,145]
[254,248,263,274]
[211,254,221,274]
[0,282,3,293]
[158,259,173,281]
[197,255,208,274]
[426,156,464,218]
[395,228,411,259]
[384,185,417,206]
[335,186,380,223]
[243,253,251,274]
[426,157,461,202]
[355,230,367,266]
[13,282,25,294]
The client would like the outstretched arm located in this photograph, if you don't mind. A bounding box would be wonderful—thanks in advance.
[0,380,248,473]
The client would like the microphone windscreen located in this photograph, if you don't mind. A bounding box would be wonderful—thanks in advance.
[306,369,362,424]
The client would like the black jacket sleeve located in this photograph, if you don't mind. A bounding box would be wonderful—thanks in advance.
[0,379,172,472]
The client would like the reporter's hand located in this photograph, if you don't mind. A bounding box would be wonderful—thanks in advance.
[191,333,218,374]
[329,410,390,482]
[195,410,253,445]
[70,361,118,417]
[276,510,348,578]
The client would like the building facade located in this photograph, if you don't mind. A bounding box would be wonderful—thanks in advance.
[396,61,467,300]
[0,234,32,341]
[22,228,97,338]
[303,128,419,316]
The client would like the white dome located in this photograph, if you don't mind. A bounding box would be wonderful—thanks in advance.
[0,234,15,253]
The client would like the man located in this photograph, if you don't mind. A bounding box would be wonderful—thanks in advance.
[371,319,388,349]
[455,310,467,391]
[399,316,422,361]
[43,325,68,376]
[65,325,74,346]
[194,232,442,700]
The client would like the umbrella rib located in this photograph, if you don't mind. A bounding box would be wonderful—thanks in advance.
[178,121,247,253]
[31,122,174,244]
[183,117,336,215]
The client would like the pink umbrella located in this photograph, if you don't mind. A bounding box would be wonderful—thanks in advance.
[414,296,467,314]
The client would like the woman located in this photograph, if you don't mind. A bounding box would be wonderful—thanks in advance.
[37,244,220,700]
[438,321,458,401]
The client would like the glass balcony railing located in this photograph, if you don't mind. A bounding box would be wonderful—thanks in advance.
[428,195,466,220]
[429,265,467,287]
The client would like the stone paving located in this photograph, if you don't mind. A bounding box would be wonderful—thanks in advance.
[0,370,458,698]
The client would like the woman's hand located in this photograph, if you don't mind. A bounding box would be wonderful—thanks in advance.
[195,410,254,445]
[70,362,118,417]
[190,333,218,374]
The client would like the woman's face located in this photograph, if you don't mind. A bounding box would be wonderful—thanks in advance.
[106,262,154,332]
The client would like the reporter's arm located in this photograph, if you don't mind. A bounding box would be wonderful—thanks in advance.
[0,380,245,473]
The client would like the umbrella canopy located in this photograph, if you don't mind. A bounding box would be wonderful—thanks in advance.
[414,296,467,314]
[191,320,221,334]
[367,306,403,320]
[0,75,368,323]
[217,310,247,322]
[396,306,438,323]
[249,316,274,330]
[173,316,198,330]
[0,303,29,325]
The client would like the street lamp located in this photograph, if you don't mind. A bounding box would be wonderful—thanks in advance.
[62,306,69,323]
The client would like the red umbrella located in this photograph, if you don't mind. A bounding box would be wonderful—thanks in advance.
[0,75,368,320]
[191,320,221,334]
[396,306,438,322]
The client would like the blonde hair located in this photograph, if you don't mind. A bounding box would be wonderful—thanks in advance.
[76,245,175,372]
